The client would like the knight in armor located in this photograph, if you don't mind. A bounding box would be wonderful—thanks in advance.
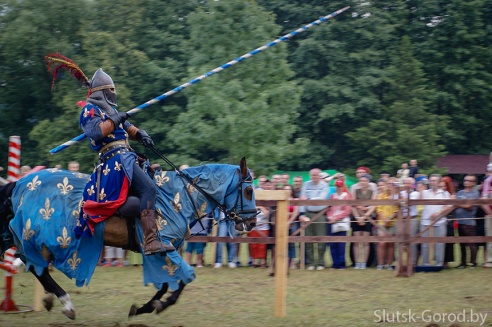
[75,68,168,255]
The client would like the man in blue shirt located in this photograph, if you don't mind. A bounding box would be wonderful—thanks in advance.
[454,175,480,268]
[299,168,329,270]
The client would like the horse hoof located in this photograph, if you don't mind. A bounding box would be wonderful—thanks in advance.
[43,293,55,311]
[152,300,164,314]
[128,304,138,317]
[62,308,76,320]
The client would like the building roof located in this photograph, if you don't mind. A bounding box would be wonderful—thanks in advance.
[436,154,489,174]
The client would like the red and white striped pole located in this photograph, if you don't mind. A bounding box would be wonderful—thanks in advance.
[0,247,19,311]
[7,136,21,182]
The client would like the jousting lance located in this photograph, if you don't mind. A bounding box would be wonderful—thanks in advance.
[49,6,350,154]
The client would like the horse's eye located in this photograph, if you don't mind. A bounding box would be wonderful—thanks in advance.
[244,186,253,201]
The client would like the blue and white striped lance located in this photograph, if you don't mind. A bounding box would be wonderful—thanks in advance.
[50,6,350,154]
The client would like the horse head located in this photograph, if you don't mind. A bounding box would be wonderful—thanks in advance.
[224,157,258,232]
[212,157,258,231]
[171,157,258,233]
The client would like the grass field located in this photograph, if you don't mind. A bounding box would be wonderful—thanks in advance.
[1,251,491,327]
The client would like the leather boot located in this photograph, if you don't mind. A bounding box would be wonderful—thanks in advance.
[140,209,174,255]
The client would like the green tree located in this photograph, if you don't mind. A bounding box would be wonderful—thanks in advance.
[0,0,89,167]
[347,37,447,171]
[167,0,304,173]
[416,0,492,154]
[277,1,405,169]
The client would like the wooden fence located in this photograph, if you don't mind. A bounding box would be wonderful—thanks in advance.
[187,190,492,317]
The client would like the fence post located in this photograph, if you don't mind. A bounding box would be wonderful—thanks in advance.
[7,136,21,182]
[210,223,218,266]
[0,247,19,311]
[274,191,289,317]
[255,189,290,317]
[33,279,44,312]
[485,216,492,268]
[405,206,414,276]
[299,227,305,270]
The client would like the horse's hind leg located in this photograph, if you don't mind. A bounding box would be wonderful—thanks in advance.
[153,281,186,314]
[29,266,76,320]
[129,283,169,317]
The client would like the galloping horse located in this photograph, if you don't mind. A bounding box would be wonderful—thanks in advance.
[0,157,257,319]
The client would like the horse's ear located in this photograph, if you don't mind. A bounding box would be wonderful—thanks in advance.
[239,157,248,179]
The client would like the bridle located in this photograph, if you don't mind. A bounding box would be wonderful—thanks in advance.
[148,146,259,232]
[221,173,259,229]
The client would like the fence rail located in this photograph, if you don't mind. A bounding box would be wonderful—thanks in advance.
[186,190,492,317]
[188,198,492,244]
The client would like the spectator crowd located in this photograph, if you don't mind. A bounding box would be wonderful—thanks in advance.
[230,159,492,272]
[9,158,492,272]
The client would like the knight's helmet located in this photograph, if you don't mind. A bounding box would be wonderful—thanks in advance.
[90,68,117,106]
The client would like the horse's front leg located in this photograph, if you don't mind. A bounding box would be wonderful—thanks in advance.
[128,283,169,317]
[29,266,76,320]
[153,281,186,314]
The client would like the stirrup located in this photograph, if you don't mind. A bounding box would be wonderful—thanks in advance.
[144,242,175,255]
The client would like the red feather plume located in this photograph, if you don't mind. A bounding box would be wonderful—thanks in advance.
[45,53,90,91]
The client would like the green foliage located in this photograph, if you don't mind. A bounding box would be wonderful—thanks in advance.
[167,0,304,174]
[0,0,89,165]
[347,36,447,172]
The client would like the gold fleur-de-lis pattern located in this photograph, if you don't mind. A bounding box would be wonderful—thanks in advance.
[186,177,199,194]
[74,172,87,179]
[194,202,208,219]
[83,108,90,117]
[27,175,42,191]
[171,193,182,213]
[67,251,81,271]
[114,161,122,171]
[162,256,178,277]
[157,214,167,231]
[39,198,55,220]
[40,245,53,262]
[57,177,74,195]
[47,168,60,173]
[87,185,95,196]
[77,213,88,227]
[99,188,107,201]
[12,169,125,285]
[72,199,84,219]
[103,164,110,176]
[57,227,72,249]
[155,171,170,186]
[23,218,36,241]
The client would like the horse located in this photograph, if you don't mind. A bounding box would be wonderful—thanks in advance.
[0,157,257,319]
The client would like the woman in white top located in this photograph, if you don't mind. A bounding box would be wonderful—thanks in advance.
[326,179,352,269]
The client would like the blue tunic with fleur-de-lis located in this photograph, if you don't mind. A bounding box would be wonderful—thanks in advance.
[75,103,137,238]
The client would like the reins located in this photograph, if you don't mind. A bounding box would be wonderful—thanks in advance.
[147,146,254,237]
